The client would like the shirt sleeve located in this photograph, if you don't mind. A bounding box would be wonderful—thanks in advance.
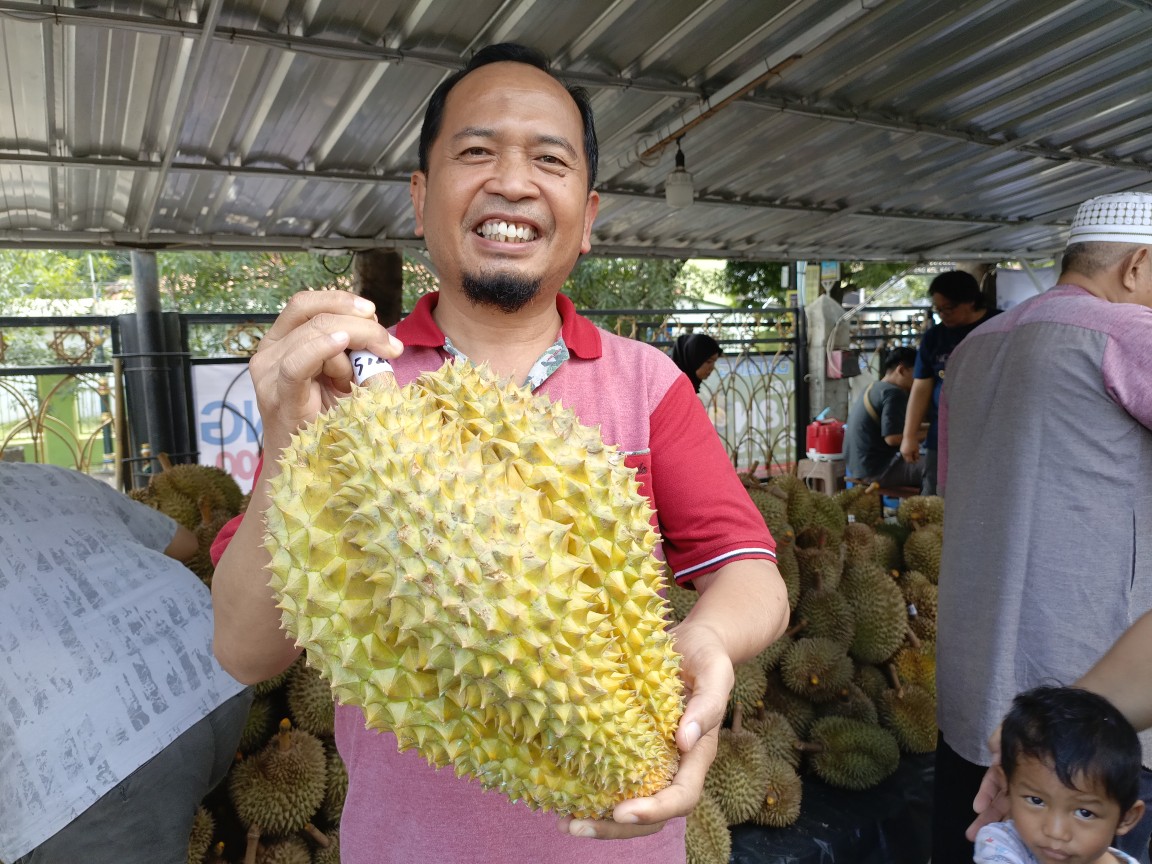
[69,468,178,552]
[647,374,776,584]
[879,386,909,438]
[913,327,936,380]
[1101,311,1152,430]
[210,458,264,565]
[974,822,1033,864]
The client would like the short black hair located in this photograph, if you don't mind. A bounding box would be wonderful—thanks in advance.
[1000,685,1141,812]
[1061,241,1142,277]
[928,270,983,308]
[418,42,599,191]
[883,346,916,374]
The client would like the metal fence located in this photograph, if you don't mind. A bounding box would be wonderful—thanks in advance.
[0,302,932,485]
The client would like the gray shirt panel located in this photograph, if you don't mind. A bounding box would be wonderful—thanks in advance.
[937,314,1152,767]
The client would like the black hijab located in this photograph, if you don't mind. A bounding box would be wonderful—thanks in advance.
[671,333,723,393]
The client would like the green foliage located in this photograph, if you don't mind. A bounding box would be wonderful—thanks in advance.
[0,250,123,312]
[563,256,691,309]
[156,251,356,312]
[724,261,788,307]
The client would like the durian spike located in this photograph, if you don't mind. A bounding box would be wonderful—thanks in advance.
[883,662,905,698]
[303,822,330,847]
[244,825,261,864]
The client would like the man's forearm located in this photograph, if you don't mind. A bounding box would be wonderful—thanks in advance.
[687,559,789,665]
[212,478,301,684]
[902,378,933,441]
[1075,610,1152,732]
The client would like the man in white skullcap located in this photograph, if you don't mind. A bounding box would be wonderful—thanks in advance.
[930,191,1152,864]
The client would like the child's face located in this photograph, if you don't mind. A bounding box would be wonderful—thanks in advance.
[1007,755,1144,864]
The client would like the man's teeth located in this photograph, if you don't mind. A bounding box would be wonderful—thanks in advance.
[478,221,537,242]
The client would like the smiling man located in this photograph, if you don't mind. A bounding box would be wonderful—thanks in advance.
[210,43,789,864]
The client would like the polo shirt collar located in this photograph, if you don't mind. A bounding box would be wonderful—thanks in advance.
[395,292,602,359]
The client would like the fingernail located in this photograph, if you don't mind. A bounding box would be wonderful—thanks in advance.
[569,821,597,838]
[330,330,350,346]
[354,297,376,314]
[683,720,702,750]
[389,334,404,351]
[618,812,640,824]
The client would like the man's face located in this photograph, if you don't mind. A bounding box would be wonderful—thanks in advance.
[930,292,975,328]
[410,62,599,310]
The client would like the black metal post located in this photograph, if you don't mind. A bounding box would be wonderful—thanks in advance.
[793,260,810,465]
[130,251,174,480]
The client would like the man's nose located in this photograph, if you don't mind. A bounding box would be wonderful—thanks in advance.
[485,153,540,200]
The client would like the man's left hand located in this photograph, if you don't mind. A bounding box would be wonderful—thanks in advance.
[557,620,731,839]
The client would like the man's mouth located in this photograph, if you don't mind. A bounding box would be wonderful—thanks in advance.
[475,219,538,243]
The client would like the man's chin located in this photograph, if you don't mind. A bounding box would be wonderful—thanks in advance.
[461,271,543,314]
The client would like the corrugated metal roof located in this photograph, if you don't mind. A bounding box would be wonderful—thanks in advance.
[0,0,1150,260]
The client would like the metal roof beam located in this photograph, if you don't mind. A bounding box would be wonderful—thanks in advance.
[0,1,705,98]
[135,0,224,242]
[743,94,1152,174]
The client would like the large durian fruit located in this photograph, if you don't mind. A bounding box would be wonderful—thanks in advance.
[264,360,683,819]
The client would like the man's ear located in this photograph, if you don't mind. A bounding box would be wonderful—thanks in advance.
[1115,799,1145,836]
[411,172,428,238]
[1119,246,1149,293]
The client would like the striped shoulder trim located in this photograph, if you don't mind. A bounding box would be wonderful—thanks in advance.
[674,547,777,580]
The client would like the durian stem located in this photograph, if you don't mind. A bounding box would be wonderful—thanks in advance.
[731,702,745,734]
[277,717,292,751]
[157,452,174,472]
[208,841,226,864]
[794,740,823,754]
[883,662,905,698]
[905,627,922,650]
[244,826,261,864]
[198,494,214,525]
[304,822,330,847]
[786,618,808,638]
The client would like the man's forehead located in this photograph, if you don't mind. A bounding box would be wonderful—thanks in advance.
[441,62,581,129]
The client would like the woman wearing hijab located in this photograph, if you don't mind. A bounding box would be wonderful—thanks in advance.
[671,333,723,393]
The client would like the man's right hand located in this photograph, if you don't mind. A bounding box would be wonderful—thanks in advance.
[966,726,1006,841]
[248,290,403,454]
[899,435,921,463]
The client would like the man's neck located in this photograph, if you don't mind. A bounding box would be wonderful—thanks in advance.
[432,288,564,380]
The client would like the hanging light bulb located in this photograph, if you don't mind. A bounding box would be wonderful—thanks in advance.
[664,138,694,209]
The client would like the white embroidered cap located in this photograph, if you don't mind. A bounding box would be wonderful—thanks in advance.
[1068,191,1152,245]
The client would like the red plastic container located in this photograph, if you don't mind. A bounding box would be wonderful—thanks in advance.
[806,419,845,459]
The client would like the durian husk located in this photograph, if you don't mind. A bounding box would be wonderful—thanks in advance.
[264,360,684,818]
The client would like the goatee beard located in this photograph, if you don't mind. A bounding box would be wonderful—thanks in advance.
[461,271,542,314]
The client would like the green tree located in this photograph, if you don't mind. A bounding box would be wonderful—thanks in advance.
[0,250,121,311]
[156,251,356,313]
[722,261,789,306]
[563,257,691,308]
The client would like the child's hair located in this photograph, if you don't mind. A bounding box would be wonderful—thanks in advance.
[1001,685,1141,811]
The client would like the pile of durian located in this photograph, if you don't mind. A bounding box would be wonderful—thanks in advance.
[128,460,343,863]
[676,476,944,864]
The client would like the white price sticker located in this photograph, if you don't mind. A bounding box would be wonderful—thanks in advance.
[350,350,394,385]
